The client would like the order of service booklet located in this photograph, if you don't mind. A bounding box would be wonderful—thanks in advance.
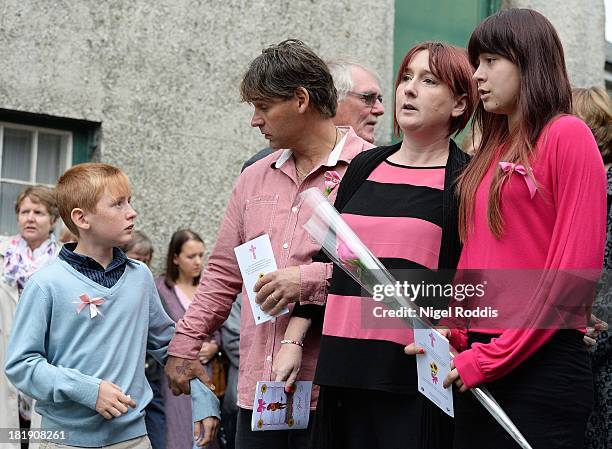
[251,381,312,431]
[234,234,288,324]
[414,327,455,417]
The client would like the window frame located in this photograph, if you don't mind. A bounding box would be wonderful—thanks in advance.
[0,121,73,187]
[0,121,73,237]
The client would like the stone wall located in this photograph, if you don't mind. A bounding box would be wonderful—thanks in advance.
[0,0,394,272]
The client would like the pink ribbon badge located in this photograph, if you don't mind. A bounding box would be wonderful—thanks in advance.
[324,170,341,196]
[73,294,105,319]
[498,162,537,199]
[257,399,267,413]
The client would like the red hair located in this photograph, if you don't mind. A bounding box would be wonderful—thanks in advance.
[394,41,477,137]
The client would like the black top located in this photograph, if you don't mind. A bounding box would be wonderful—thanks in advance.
[294,140,471,393]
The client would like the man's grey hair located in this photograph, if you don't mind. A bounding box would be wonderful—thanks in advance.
[326,60,381,102]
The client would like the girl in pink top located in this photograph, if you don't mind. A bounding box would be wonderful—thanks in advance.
[443,8,607,449]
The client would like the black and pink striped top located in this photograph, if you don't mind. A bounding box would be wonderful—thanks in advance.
[315,159,445,393]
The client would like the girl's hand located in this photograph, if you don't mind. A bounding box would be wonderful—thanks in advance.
[443,361,468,392]
[273,343,302,393]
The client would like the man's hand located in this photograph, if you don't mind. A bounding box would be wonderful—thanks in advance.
[165,355,215,396]
[254,266,301,314]
[194,417,220,447]
[95,380,136,420]
[198,340,219,365]
[273,343,302,393]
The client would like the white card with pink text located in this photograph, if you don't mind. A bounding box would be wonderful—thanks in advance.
[234,234,288,324]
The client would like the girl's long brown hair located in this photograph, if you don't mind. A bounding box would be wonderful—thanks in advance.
[458,8,572,240]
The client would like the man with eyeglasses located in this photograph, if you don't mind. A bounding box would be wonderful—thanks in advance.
[328,60,384,144]
[241,60,385,171]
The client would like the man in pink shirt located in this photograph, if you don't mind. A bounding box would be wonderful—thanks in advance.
[165,39,373,449]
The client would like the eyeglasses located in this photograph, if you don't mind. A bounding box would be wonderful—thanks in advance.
[347,91,383,106]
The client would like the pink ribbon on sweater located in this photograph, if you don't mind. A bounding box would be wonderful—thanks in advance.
[498,161,537,199]
[73,294,105,319]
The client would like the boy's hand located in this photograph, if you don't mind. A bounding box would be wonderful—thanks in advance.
[194,417,220,447]
[198,341,219,365]
[165,355,215,395]
[95,380,136,420]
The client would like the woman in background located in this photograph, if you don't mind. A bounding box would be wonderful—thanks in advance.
[572,86,612,449]
[122,230,165,449]
[1,186,60,449]
[156,229,221,449]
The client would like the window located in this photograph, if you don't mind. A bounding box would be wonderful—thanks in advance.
[0,122,72,235]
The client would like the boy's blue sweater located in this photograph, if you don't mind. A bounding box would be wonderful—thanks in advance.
[5,259,219,447]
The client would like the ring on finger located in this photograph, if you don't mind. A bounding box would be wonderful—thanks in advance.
[270,293,280,302]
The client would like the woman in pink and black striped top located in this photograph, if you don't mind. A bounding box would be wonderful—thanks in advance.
[280,42,477,449]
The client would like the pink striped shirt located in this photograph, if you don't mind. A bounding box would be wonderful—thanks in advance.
[168,127,373,409]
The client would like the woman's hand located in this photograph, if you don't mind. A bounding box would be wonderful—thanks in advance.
[198,340,219,365]
[584,314,608,346]
[273,343,303,393]
[404,327,451,355]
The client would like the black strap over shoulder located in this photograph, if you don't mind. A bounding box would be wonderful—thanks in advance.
[334,143,401,213]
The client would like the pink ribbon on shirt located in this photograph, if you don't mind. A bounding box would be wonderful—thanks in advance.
[498,162,537,199]
[73,294,105,319]
[324,170,341,196]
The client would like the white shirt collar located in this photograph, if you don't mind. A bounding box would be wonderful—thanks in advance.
[274,127,349,169]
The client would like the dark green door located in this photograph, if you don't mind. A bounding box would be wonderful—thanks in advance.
[391,0,500,140]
